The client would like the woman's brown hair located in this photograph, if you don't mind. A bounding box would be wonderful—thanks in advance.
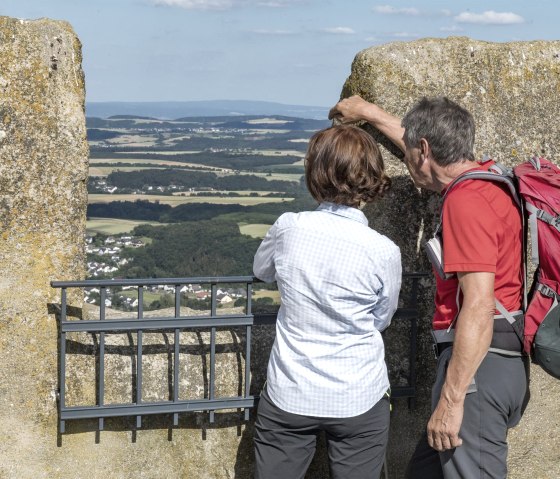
[305,124,391,207]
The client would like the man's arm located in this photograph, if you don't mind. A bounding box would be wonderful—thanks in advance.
[328,95,406,153]
[427,271,495,451]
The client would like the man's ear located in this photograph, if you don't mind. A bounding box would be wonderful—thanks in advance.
[419,138,430,162]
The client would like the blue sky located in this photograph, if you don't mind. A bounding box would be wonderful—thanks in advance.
[1,1,558,106]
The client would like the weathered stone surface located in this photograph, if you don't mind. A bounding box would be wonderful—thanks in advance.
[341,37,560,478]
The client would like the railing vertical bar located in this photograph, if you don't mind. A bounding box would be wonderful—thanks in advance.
[137,285,143,429]
[246,283,252,316]
[244,282,253,420]
[137,329,143,429]
[59,288,67,433]
[100,287,106,321]
[175,284,181,318]
[209,283,217,423]
[173,327,180,427]
[138,286,144,319]
[173,285,180,426]
[98,287,106,431]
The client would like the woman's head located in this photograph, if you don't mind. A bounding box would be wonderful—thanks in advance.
[305,124,391,207]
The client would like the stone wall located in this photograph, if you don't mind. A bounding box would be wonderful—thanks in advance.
[0,16,264,479]
[342,37,560,478]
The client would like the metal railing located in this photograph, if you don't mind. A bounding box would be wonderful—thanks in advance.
[51,273,427,433]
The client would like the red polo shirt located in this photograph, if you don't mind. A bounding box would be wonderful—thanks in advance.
[433,163,523,330]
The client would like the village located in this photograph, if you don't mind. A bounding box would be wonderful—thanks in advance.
[85,234,247,311]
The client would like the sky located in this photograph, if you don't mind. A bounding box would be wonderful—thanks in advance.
[1,1,558,106]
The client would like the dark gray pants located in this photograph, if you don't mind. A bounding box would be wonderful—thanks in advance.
[254,387,390,479]
[406,348,529,479]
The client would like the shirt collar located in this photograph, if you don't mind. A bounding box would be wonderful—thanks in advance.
[316,202,368,226]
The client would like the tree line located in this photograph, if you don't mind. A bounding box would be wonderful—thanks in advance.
[101,168,302,193]
[87,197,316,224]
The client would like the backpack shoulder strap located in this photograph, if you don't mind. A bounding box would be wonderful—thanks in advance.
[443,164,520,208]
[438,163,528,311]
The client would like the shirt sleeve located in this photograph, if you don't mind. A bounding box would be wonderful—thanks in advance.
[253,220,279,283]
[373,245,402,332]
[443,187,499,274]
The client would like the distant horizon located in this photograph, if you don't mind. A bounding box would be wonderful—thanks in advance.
[87,98,330,108]
[85,99,331,120]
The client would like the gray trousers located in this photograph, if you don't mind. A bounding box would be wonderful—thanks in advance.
[406,348,529,479]
[254,387,390,479]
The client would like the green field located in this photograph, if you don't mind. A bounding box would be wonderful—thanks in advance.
[89,193,294,206]
[239,223,271,238]
[87,218,164,235]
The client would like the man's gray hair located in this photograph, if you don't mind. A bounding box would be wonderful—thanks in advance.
[402,97,475,166]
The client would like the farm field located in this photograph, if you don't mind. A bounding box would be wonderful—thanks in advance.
[89,193,294,206]
[90,157,225,169]
[86,218,164,235]
[253,289,281,303]
[239,223,271,238]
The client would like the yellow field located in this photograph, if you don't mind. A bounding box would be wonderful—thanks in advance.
[86,218,164,235]
[239,223,271,238]
[89,193,294,206]
[253,289,281,303]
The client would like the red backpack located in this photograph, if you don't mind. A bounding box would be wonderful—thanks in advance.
[514,157,560,376]
[426,157,560,377]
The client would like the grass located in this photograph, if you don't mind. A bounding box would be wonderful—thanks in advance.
[120,290,162,303]
[239,223,271,238]
[253,289,281,303]
[89,194,294,206]
[86,218,165,235]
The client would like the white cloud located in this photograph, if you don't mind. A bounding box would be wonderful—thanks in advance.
[373,5,420,16]
[441,9,452,17]
[454,10,525,25]
[153,0,303,9]
[440,25,464,32]
[319,27,356,35]
[153,0,234,10]
[390,32,419,38]
[251,29,295,35]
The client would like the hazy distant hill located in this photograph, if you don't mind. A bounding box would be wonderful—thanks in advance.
[86,100,330,120]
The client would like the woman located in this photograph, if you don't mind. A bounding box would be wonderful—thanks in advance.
[253,124,402,479]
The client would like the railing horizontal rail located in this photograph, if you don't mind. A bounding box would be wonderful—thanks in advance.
[60,315,256,333]
[61,397,257,421]
[51,276,255,288]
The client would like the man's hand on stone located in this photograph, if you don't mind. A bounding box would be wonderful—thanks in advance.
[328,95,372,123]
[427,397,464,452]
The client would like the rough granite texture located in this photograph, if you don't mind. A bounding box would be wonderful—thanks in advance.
[342,37,560,478]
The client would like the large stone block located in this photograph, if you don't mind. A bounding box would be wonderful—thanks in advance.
[0,16,262,479]
[341,37,560,478]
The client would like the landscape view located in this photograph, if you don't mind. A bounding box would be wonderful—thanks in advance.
[85,102,331,313]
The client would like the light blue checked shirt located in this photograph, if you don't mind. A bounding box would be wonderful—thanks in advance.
[254,202,402,417]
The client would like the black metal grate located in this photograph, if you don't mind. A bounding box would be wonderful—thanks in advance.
[51,273,427,433]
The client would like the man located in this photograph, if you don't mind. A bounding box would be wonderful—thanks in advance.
[329,96,529,478]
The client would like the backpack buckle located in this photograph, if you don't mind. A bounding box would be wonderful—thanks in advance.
[537,283,558,299]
